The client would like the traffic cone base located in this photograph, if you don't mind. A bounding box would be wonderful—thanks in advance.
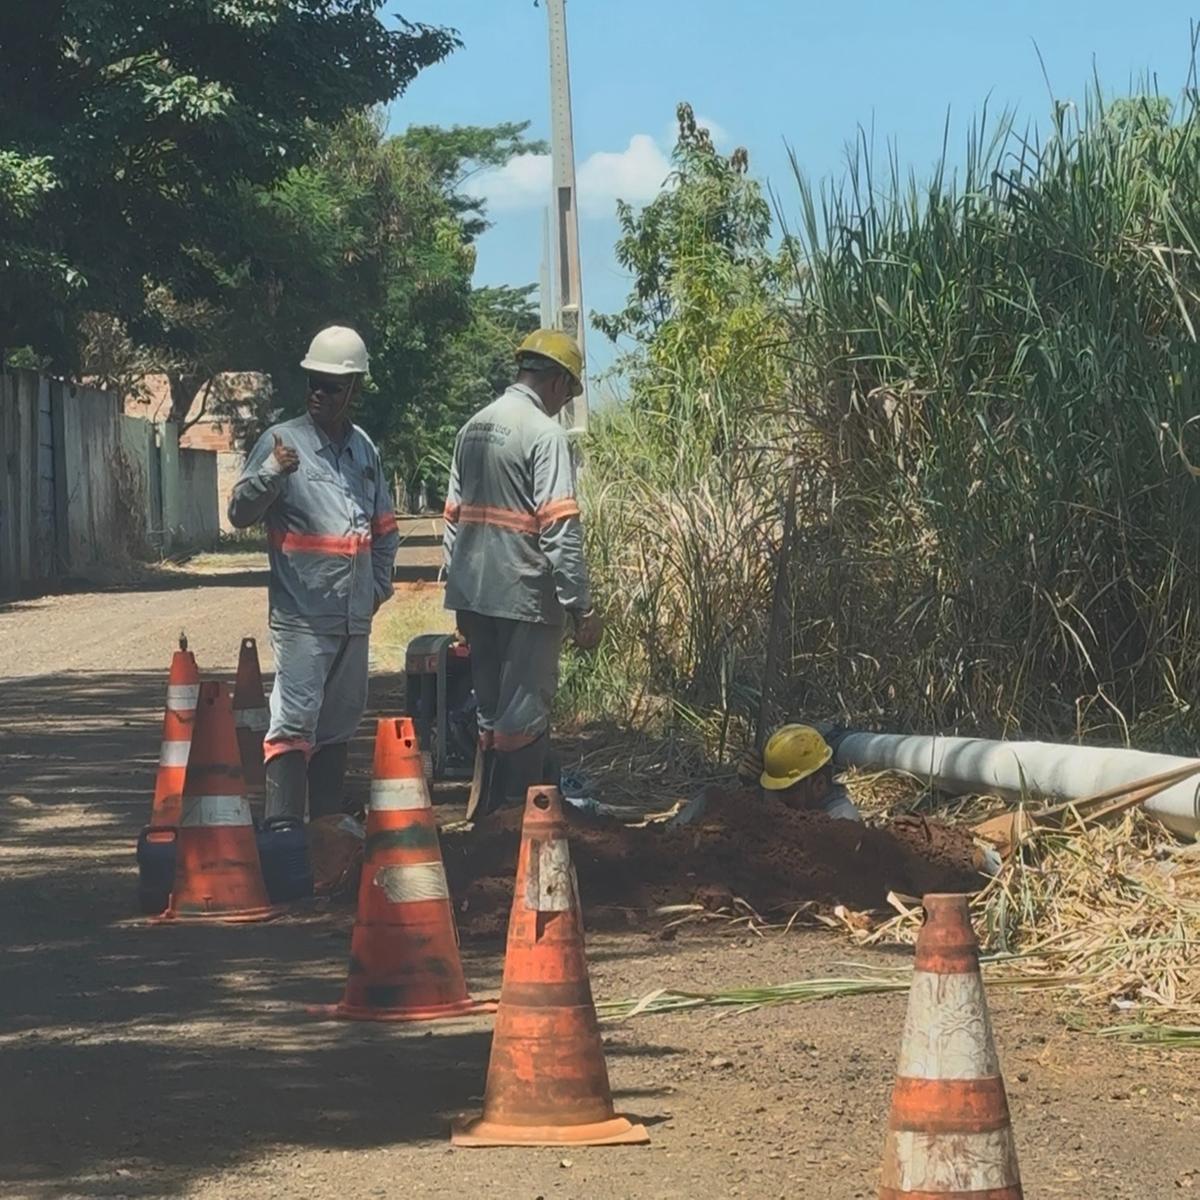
[878,892,1021,1199]
[452,786,649,1149]
[451,1115,648,1148]
[311,718,492,1021]
[311,997,492,1023]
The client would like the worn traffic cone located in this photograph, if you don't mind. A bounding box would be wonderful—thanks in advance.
[311,717,492,1022]
[232,636,268,798]
[879,893,1022,1199]
[155,681,277,924]
[148,634,200,827]
[452,786,649,1148]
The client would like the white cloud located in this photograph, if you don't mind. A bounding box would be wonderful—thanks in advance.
[477,133,672,220]
[577,134,671,217]
[479,151,552,212]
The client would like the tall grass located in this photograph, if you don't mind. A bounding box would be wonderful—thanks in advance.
[785,84,1200,747]
[574,75,1200,757]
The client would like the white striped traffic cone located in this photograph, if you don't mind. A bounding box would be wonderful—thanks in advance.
[232,637,268,798]
[148,636,200,827]
[310,717,493,1022]
[155,682,277,924]
[879,892,1023,1199]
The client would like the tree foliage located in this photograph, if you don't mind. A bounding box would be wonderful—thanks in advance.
[2,0,546,484]
[595,103,791,448]
[0,1,457,362]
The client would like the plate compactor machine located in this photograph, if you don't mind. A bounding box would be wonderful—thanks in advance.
[404,634,477,781]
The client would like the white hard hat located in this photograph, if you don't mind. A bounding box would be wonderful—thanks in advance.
[300,325,369,375]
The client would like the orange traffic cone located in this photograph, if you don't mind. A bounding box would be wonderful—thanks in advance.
[879,893,1023,1199]
[156,681,277,924]
[232,636,268,797]
[452,786,649,1148]
[311,717,492,1022]
[148,634,200,827]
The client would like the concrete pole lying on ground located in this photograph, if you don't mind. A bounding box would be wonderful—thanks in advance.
[834,730,1200,837]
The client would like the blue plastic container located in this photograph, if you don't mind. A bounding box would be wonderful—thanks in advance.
[256,817,314,903]
[136,826,177,914]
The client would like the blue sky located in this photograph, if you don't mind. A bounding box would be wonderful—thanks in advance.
[388,1,1200,376]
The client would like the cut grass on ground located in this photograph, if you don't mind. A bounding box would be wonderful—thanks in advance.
[372,583,453,672]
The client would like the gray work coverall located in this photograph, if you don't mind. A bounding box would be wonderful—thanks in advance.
[443,383,589,798]
[228,413,399,765]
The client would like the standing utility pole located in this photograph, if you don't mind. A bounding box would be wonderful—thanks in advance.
[539,207,554,329]
[546,0,587,432]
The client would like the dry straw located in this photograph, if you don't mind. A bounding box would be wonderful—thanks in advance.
[839,772,1200,1029]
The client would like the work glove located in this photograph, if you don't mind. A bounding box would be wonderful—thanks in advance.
[737,746,763,787]
[571,608,603,651]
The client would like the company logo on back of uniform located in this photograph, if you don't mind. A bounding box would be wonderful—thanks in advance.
[464,421,511,447]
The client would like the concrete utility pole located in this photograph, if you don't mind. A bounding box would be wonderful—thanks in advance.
[539,207,554,329]
[546,0,587,433]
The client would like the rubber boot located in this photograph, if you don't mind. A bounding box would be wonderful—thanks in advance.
[494,734,550,811]
[481,748,507,819]
[308,742,349,820]
[264,750,308,821]
[543,745,563,791]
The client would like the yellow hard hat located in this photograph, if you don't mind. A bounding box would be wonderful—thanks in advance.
[516,329,584,396]
[759,724,833,791]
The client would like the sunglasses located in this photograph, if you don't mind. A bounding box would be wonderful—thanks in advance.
[308,374,351,396]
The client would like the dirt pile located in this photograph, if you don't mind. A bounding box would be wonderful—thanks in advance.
[442,787,985,938]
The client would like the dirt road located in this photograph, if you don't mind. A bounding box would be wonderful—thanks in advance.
[3,571,1199,1198]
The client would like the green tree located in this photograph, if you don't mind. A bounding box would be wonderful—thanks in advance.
[390,283,540,497]
[65,112,544,473]
[568,105,794,731]
[0,2,457,365]
[231,119,541,479]
[595,104,791,460]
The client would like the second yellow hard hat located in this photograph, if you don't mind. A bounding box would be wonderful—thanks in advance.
[516,329,584,396]
[759,724,833,790]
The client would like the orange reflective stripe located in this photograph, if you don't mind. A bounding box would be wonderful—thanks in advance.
[269,529,371,555]
[371,512,399,537]
[264,737,313,762]
[457,504,539,535]
[536,497,581,527]
[444,502,462,522]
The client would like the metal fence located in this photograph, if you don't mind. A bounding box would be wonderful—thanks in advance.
[0,370,219,599]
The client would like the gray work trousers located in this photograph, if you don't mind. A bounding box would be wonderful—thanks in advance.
[457,611,562,753]
[264,629,370,762]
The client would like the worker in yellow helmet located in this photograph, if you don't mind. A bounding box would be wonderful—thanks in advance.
[443,329,601,819]
[739,724,862,821]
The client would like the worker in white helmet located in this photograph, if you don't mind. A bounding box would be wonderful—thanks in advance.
[443,329,601,819]
[228,326,400,824]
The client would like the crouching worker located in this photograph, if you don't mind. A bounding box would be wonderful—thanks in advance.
[228,325,399,823]
[740,724,862,821]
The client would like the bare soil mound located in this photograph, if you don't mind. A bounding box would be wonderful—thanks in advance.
[443,787,984,937]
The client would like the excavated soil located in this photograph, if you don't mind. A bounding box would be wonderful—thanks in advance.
[443,786,985,937]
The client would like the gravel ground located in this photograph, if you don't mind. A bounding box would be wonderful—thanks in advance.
[2,572,1199,1198]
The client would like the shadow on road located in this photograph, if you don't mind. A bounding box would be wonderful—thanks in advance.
[0,667,669,1198]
